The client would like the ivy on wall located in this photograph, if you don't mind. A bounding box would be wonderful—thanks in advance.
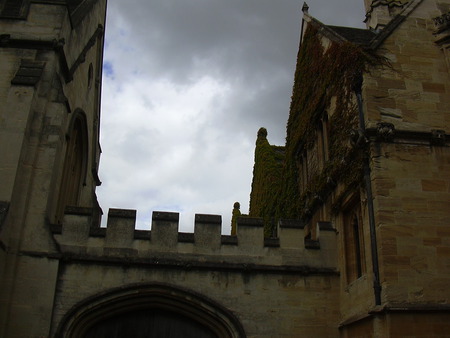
[248,24,387,236]
[248,128,285,237]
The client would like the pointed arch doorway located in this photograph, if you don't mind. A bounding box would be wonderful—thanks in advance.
[56,283,246,338]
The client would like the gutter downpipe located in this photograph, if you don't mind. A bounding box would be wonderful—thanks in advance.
[355,80,382,306]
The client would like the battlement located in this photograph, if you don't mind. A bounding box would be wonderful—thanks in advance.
[52,207,338,273]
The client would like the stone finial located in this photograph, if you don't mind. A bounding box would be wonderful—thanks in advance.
[231,202,242,236]
[257,127,268,139]
[302,2,309,14]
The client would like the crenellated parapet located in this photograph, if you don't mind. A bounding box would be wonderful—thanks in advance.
[52,206,338,273]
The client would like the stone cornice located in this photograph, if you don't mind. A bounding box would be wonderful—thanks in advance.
[22,249,340,276]
[1,24,103,84]
[340,303,450,328]
[365,125,448,147]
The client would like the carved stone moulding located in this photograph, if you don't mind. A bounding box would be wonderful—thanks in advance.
[376,122,395,142]
[370,0,409,9]
[434,12,450,34]
[430,129,446,146]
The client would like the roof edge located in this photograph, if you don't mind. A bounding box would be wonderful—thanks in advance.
[301,12,349,45]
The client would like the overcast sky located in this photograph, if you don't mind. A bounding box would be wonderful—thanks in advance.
[97,0,367,233]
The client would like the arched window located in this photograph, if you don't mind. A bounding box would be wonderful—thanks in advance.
[56,111,88,223]
[56,283,246,338]
[316,113,329,170]
[343,197,366,283]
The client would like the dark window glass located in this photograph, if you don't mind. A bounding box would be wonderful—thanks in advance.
[0,0,28,19]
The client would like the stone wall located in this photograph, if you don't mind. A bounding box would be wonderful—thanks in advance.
[372,143,450,305]
[52,262,340,337]
[364,0,450,132]
[49,209,340,336]
[364,0,450,307]
[0,1,107,336]
[339,0,450,334]
[1,0,450,336]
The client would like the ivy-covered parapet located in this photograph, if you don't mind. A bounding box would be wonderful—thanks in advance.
[248,128,285,237]
[278,24,388,221]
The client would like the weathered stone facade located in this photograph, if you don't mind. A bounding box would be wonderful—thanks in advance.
[249,0,450,336]
[0,0,449,337]
[0,0,105,336]
[51,211,339,337]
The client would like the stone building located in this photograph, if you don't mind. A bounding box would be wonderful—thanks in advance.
[0,0,449,337]
[250,0,450,336]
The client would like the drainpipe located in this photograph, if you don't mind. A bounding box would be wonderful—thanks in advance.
[354,77,382,306]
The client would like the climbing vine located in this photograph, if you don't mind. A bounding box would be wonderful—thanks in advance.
[249,128,284,237]
[282,24,388,220]
[249,24,388,236]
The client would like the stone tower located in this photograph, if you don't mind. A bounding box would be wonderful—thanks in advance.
[0,0,106,336]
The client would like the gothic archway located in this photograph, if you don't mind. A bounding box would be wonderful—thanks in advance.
[55,283,246,338]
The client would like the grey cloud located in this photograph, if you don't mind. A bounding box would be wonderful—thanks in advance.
[106,0,365,139]
[99,0,369,231]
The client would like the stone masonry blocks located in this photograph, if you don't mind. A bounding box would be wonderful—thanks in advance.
[194,214,222,252]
